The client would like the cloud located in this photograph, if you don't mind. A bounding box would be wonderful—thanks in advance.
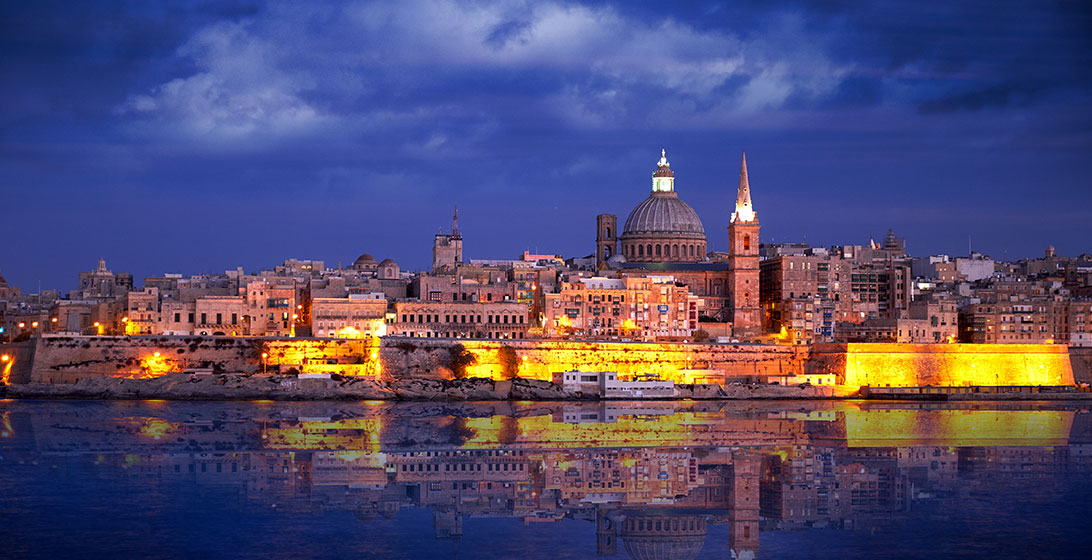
[115,0,861,143]
[118,20,324,142]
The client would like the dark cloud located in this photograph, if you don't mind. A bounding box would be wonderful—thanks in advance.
[1,0,1090,290]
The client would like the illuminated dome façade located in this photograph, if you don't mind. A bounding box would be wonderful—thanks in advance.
[619,150,707,263]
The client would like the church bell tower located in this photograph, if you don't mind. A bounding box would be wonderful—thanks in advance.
[727,153,761,338]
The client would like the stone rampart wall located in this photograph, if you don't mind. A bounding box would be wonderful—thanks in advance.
[1071,347,1092,385]
[11,336,1078,390]
[811,343,1074,388]
[380,338,808,382]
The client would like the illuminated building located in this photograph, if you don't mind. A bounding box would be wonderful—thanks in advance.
[760,247,914,341]
[542,276,701,340]
[122,287,160,335]
[835,299,958,343]
[391,300,529,339]
[601,152,761,335]
[311,294,387,338]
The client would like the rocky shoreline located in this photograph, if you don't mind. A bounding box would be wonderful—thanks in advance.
[0,373,829,401]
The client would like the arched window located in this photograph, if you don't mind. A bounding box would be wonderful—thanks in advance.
[605,227,611,238]
[638,245,644,257]
[605,246,611,257]
[672,244,678,258]
[743,234,751,251]
[655,245,661,256]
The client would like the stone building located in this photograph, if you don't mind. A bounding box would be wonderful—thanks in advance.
[432,209,463,273]
[311,294,388,338]
[75,258,133,301]
[603,152,762,335]
[390,300,529,339]
[541,276,702,341]
[760,248,913,341]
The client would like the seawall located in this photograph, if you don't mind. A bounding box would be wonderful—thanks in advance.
[807,343,1075,388]
[3,335,1082,392]
[16,335,808,385]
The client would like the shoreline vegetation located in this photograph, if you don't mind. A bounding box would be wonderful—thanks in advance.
[2,373,1090,401]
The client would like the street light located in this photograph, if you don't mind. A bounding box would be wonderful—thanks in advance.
[261,352,268,374]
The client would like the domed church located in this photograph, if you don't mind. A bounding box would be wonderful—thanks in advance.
[617,150,707,263]
[594,149,762,336]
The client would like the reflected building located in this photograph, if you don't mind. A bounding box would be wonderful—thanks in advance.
[5,401,1092,559]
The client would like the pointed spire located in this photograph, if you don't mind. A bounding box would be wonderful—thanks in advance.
[731,152,756,223]
[452,206,460,237]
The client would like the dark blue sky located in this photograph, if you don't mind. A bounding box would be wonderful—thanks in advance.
[2,0,1090,291]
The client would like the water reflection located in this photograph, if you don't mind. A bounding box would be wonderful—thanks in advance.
[2,400,1091,559]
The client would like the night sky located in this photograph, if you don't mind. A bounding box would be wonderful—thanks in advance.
[2,1,1090,292]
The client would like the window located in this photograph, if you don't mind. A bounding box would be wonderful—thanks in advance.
[201,313,207,324]
[174,312,180,322]
[744,234,751,251]
[231,313,237,324]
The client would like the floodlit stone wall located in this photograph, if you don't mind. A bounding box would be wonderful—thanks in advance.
[12,335,1079,390]
[379,338,807,382]
[809,343,1074,388]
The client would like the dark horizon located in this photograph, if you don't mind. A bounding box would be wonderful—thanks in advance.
[3,0,1090,291]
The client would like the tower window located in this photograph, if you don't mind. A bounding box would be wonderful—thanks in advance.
[744,234,751,251]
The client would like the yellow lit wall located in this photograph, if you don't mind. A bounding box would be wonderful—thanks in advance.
[842,406,1074,447]
[830,343,1074,389]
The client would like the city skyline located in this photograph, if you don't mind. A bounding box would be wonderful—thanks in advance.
[3,0,1091,290]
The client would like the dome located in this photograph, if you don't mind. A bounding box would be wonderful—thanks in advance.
[622,193,705,238]
[620,514,707,560]
[378,258,396,267]
[354,254,377,266]
[0,273,7,286]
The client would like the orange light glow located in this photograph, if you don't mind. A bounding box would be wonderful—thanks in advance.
[838,343,1074,390]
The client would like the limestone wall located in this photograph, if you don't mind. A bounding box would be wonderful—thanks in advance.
[380,338,808,383]
[13,335,1077,390]
[26,335,262,383]
[1071,347,1092,385]
[17,335,806,385]
[811,343,1074,388]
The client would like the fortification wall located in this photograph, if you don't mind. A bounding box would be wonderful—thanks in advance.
[1071,347,1092,385]
[13,336,1077,390]
[810,343,1074,388]
[18,335,805,384]
[381,338,808,382]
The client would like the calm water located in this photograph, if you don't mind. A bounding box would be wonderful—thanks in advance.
[2,399,1091,559]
